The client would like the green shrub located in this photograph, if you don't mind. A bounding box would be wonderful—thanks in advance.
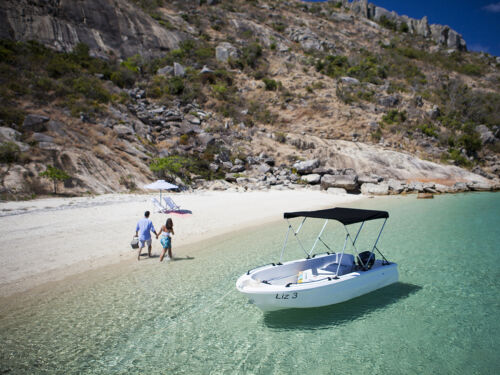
[418,123,439,138]
[448,148,471,167]
[315,55,348,77]
[167,76,185,95]
[119,174,137,190]
[395,47,423,59]
[379,16,397,31]
[39,165,71,194]
[382,110,407,124]
[179,134,189,145]
[0,142,21,163]
[240,42,263,69]
[149,154,219,182]
[316,54,387,84]
[262,77,278,91]
[399,22,409,33]
[371,128,382,141]
[458,63,482,76]
[0,106,25,127]
[47,55,79,78]
[272,22,287,33]
[459,124,482,155]
[71,76,111,103]
[275,132,287,143]
[248,101,276,124]
[120,54,143,74]
[211,83,228,100]
[110,67,137,88]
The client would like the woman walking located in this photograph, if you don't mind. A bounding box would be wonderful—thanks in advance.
[157,218,174,262]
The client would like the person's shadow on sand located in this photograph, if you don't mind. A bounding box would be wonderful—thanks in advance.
[171,256,195,261]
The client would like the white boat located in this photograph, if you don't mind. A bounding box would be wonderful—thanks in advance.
[236,207,398,312]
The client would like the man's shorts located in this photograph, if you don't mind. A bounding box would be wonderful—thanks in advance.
[139,239,152,248]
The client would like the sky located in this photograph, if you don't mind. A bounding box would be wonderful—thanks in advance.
[304,0,500,56]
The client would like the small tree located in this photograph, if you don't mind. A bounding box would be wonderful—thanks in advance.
[39,165,70,194]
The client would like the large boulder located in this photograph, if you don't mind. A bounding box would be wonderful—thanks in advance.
[256,163,271,174]
[113,125,135,136]
[196,133,215,147]
[321,174,358,191]
[293,159,320,175]
[361,183,389,195]
[452,182,469,192]
[340,77,360,85]
[301,174,321,185]
[378,95,399,107]
[157,65,174,75]
[215,42,239,62]
[31,132,54,143]
[0,127,21,142]
[476,125,495,145]
[0,126,29,152]
[467,181,491,191]
[174,62,185,77]
[230,165,245,173]
[287,27,334,51]
[22,114,49,132]
[407,181,424,192]
[387,179,405,194]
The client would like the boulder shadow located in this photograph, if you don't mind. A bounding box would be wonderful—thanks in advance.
[262,282,421,331]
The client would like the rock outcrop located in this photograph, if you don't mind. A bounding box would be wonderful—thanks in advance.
[0,0,186,59]
[344,0,467,51]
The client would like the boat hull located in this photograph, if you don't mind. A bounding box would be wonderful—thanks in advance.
[236,261,399,312]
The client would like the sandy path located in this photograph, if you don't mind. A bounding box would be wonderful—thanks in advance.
[0,189,362,296]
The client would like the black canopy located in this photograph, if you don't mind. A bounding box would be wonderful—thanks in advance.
[283,207,389,225]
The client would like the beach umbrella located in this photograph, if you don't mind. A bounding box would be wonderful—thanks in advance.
[143,180,178,201]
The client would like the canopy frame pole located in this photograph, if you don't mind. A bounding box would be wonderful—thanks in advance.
[352,221,365,247]
[292,218,311,258]
[283,218,310,259]
[295,217,307,235]
[308,219,329,256]
[367,218,388,265]
[343,222,366,268]
[279,224,292,264]
[335,232,350,278]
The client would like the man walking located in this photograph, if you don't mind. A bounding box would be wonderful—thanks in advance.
[135,211,157,260]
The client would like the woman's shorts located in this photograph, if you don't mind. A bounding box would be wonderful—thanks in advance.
[160,237,171,249]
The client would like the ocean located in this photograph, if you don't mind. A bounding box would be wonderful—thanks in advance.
[0,192,499,374]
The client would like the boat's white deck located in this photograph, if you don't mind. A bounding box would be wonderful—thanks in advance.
[261,260,386,286]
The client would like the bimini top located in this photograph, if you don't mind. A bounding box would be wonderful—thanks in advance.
[283,207,389,225]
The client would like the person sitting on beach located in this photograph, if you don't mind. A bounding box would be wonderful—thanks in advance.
[135,211,157,261]
[157,218,174,262]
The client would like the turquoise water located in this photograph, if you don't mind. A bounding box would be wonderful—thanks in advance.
[0,193,499,374]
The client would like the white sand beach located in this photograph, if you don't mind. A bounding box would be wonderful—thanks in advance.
[0,189,363,296]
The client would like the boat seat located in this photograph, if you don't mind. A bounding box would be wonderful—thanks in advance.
[319,254,355,276]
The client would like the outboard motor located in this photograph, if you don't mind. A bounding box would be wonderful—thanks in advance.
[357,251,375,270]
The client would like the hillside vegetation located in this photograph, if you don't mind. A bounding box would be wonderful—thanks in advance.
[0,0,499,198]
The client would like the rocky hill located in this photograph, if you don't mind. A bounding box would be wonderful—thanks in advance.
[0,0,499,198]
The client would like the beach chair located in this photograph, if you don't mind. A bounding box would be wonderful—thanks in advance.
[152,197,167,213]
[163,196,181,211]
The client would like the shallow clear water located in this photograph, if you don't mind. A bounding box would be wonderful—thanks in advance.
[1,193,499,374]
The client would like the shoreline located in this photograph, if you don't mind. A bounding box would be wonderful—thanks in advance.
[0,189,364,297]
